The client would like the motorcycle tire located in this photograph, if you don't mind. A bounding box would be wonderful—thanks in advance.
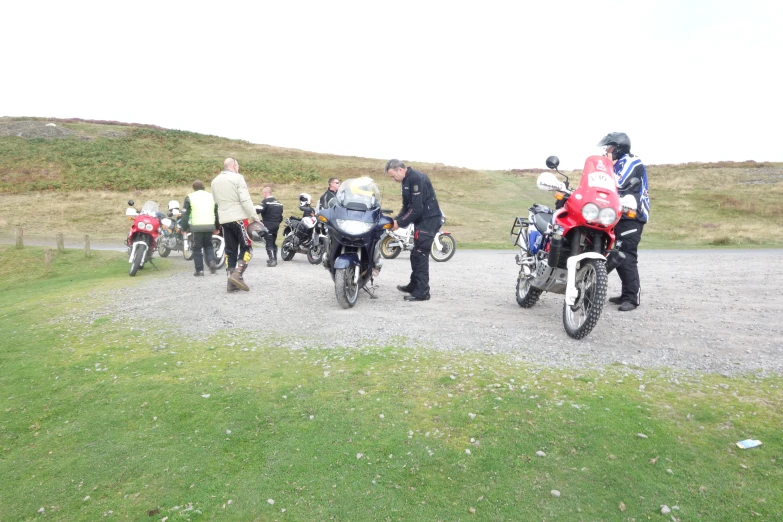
[158,246,171,258]
[129,246,145,277]
[307,238,327,265]
[516,274,542,308]
[182,243,194,261]
[430,233,456,262]
[211,237,226,269]
[562,259,608,340]
[281,236,296,261]
[379,235,402,259]
[335,267,360,309]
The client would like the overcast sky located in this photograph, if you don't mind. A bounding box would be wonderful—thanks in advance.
[2,0,781,171]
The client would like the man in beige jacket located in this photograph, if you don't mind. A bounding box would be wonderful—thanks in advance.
[211,157,262,292]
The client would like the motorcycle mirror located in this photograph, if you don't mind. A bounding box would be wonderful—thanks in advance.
[128,200,135,206]
[545,156,560,170]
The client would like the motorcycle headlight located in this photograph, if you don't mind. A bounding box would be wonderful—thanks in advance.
[145,222,154,231]
[581,203,600,222]
[336,219,373,235]
[598,207,617,225]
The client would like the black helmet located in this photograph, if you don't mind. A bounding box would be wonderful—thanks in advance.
[247,221,268,244]
[597,132,631,159]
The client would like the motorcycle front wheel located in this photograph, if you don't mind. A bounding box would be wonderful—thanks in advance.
[280,236,296,261]
[430,233,456,262]
[562,259,607,340]
[182,237,194,260]
[129,246,145,277]
[211,236,226,269]
[379,235,402,259]
[307,238,327,265]
[335,267,360,309]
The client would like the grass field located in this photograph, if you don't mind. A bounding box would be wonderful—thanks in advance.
[1,246,782,520]
[2,117,783,250]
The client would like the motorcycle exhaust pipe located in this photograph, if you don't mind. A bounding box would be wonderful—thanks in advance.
[605,249,626,274]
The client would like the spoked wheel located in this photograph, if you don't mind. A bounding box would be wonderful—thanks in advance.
[379,235,402,259]
[335,267,360,309]
[563,259,608,339]
[182,234,194,260]
[430,233,456,262]
[281,236,296,261]
[307,238,327,265]
[516,273,542,308]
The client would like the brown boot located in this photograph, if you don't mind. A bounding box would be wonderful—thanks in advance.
[227,279,240,293]
[228,261,250,291]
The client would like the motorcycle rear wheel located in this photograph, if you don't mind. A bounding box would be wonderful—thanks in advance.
[379,235,402,259]
[307,238,327,265]
[335,267,360,309]
[562,259,607,340]
[129,246,145,276]
[430,233,456,262]
[516,273,542,308]
[158,245,171,258]
[281,236,296,261]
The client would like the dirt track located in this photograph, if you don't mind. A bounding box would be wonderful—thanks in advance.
[100,249,783,376]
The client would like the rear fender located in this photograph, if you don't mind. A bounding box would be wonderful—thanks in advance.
[565,252,605,306]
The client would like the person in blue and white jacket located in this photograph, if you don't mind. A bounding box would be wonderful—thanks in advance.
[597,132,650,311]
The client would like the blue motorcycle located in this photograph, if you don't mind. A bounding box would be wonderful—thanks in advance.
[317,177,394,308]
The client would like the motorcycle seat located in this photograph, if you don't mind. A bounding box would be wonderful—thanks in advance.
[534,211,553,234]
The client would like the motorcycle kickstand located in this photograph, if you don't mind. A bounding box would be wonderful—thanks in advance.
[147,259,160,271]
[362,283,379,299]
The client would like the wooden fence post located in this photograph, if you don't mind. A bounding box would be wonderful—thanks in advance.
[15,227,24,249]
[56,233,65,253]
[44,248,53,273]
[84,234,91,258]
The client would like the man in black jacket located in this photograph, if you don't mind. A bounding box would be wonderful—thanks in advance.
[256,186,284,267]
[385,159,442,302]
[597,132,650,311]
[318,178,340,210]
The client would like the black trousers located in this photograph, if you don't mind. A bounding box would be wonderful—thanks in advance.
[222,221,252,270]
[191,231,215,272]
[265,223,280,252]
[614,220,644,306]
[407,216,442,298]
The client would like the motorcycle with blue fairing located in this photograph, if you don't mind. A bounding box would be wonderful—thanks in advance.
[317,177,394,309]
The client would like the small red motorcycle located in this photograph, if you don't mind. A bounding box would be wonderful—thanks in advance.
[125,200,162,276]
[511,155,636,339]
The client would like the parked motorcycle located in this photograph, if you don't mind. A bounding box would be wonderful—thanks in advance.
[510,155,636,339]
[182,229,227,269]
[157,201,187,258]
[317,177,394,308]
[125,200,162,276]
[379,215,456,262]
[280,201,328,264]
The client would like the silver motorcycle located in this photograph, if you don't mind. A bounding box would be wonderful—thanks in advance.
[379,216,456,262]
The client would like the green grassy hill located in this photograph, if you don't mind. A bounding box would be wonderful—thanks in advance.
[1,117,782,247]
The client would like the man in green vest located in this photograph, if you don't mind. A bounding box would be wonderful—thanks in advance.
[181,180,218,276]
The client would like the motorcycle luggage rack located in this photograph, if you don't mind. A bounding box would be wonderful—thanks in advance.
[510,216,529,246]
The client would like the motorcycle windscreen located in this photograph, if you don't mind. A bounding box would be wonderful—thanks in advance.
[580,156,617,194]
[141,200,160,216]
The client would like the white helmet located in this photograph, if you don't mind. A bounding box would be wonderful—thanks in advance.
[168,200,180,211]
[298,193,312,206]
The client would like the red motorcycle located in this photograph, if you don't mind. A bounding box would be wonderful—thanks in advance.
[511,155,635,339]
[125,200,162,276]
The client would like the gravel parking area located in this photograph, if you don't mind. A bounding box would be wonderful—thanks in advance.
[100,249,783,376]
